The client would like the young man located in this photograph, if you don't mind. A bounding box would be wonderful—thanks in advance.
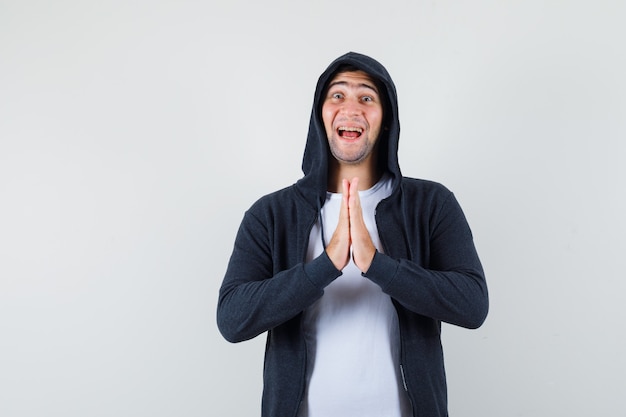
[217,52,489,417]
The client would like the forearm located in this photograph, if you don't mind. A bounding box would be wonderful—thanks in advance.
[217,251,341,342]
[365,251,488,329]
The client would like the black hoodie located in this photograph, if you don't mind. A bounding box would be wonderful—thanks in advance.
[218,52,488,417]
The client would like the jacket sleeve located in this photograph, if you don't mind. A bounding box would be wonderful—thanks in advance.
[364,191,488,329]
[217,209,341,343]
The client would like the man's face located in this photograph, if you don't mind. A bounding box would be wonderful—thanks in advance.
[322,70,383,166]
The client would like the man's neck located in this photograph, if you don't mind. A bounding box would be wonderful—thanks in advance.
[327,160,382,193]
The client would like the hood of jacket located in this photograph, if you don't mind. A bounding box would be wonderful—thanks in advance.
[296,52,402,208]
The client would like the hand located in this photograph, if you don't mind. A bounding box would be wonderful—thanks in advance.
[347,177,376,272]
[325,179,351,271]
[325,178,376,273]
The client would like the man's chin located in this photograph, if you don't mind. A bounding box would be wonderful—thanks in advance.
[331,152,370,166]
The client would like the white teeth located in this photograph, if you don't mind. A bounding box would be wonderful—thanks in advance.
[338,126,363,133]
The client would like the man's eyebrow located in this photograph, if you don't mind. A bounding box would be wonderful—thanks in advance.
[327,80,379,94]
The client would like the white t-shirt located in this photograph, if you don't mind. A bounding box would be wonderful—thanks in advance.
[299,175,411,417]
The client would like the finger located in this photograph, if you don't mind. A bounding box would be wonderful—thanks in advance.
[348,177,359,210]
[342,178,350,216]
[348,177,363,222]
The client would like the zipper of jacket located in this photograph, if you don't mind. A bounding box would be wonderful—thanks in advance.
[394,302,416,417]
[295,210,320,417]
[376,201,417,417]
[399,361,416,416]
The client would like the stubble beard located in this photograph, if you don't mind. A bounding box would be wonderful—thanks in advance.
[327,134,376,166]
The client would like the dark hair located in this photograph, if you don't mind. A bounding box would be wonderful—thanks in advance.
[322,64,390,123]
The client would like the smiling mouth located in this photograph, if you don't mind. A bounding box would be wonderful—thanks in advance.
[337,126,363,139]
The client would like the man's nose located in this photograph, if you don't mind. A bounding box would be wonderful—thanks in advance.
[340,99,361,116]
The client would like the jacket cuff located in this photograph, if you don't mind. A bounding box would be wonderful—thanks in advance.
[303,251,343,289]
[363,251,398,290]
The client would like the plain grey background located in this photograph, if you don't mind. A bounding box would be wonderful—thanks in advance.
[1,1,625,416]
